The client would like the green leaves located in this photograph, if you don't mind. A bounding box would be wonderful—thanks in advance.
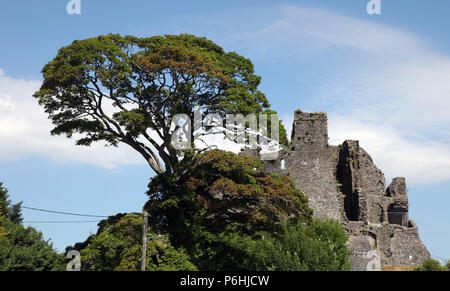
[76,214,197,271]
[211,220,350,271]
[0,182,22,224]
[65,150,350,271]
[146,150,312,237]
[34,34,273,174]
[113,109,154,138]
[414,259,449,271]
[144,150,319,270]
[0,221,65,271]
[0,183,65,271]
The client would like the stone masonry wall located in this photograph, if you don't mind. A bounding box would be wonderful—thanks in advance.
[240,109,430,270]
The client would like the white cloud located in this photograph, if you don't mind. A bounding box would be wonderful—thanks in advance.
[0,70,248,169]
[241,6,450,185]
[0,70,144,168]
[328,115,450,185]
[3,5,450,185]
[295,55,450,185]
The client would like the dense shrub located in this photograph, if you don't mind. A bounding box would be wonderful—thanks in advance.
[193,219,350,271]
[414,259,449,271]
[146,150,312,243]
[73,214,196,271]
[143,150,349,271]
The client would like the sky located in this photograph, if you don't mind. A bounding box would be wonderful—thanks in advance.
[0,0,449,260]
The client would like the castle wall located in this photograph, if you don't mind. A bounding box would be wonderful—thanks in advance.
[241,109,430,270]
[262,110,344,221]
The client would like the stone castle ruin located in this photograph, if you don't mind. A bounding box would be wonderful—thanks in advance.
[240,109,429,270]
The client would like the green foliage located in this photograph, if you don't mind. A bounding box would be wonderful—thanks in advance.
[0,182,65,271]
[0,219,65,271]
[144,150,350,271]
[74,212,349,271]
[0,211,8,238]
[209,220,350,271]
[147,243,197,271]
[70,151,350,271]
[75,214,196,271]
[146,150,313,244]
[414,259,449,271]
[262,109,289,148]
[0,182,22,224]
[33,34,284,175]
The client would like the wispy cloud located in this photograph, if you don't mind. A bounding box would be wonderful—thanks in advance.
[228,6,450,185]
[328,115,450,185]
[250,6,427,58]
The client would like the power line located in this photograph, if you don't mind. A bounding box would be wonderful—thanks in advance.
[22,206,109,218]
[23,220,102,224]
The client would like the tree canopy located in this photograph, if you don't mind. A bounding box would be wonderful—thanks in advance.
[145,150,313,242]
[70,213,196,271]
[214,219,350,271]
[0,182,22,224]
[34,34,287,175]
[0,182,65,271]
[70,151,349,271]
[142,150,348,270]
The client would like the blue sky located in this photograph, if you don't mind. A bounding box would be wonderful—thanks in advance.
[0,0,449,260]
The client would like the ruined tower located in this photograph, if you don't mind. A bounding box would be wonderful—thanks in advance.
[240,109,430,270]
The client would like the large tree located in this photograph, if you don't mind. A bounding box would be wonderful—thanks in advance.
[34,34,286,175]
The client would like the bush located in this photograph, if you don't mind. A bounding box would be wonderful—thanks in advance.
[146,150,313,246]
[142,150,351,271]
[73,214,197,271]
[0,219,65,271]
[414,259,449,271]
[200,219,350,271]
